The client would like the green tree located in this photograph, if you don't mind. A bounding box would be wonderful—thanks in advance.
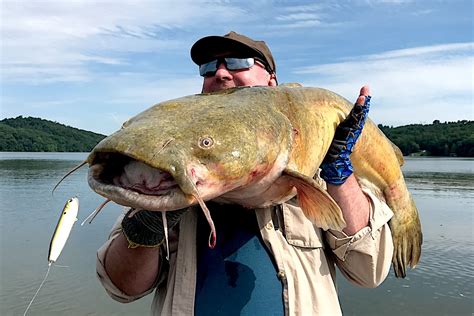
[0,116,106,152]
[377,120,473,157]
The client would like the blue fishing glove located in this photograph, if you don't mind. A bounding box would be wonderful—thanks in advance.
[121,208,187,248]
[320,95,371,185]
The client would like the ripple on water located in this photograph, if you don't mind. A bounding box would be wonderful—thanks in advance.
[412,238,474,300]
[405,172,474,194]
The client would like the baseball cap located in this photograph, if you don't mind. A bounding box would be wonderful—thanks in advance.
[190,31,276,74]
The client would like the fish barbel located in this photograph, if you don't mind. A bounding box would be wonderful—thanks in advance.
[86,85,422,278]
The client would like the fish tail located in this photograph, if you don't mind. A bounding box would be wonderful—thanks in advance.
[389,193,423,278]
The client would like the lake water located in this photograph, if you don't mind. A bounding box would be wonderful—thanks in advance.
[0,153,472,315]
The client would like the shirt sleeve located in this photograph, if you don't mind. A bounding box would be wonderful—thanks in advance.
[96,210,163,303]
[324,185,394,287]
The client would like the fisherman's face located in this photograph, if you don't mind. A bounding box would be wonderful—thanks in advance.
[201,54,277,93]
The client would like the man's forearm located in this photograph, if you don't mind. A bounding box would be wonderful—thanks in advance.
[327,174,370,235]
[104,232,160,296]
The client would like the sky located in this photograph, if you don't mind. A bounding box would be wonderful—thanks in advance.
[1,0,473,135]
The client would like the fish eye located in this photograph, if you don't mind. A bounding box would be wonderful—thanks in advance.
[198,136,214,149]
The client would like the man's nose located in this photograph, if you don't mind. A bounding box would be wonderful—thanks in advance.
[214,62,232,79]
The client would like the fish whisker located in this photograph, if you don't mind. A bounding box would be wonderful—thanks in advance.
[152,138,174,161]
[190,181,216,248]
[81,199,111,226]
[162,211,170,260]
[52,161,87,195]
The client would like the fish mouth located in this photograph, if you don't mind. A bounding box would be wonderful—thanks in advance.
[88,152,192,211]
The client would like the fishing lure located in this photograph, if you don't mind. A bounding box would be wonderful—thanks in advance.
[23,197,79,316]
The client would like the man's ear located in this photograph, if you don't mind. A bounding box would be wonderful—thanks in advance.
[269,74,278,86]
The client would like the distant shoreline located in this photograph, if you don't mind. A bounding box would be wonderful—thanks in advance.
[1,151,473,159]
[2,116,473,157]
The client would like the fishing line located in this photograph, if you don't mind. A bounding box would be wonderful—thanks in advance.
[23,263,52,316]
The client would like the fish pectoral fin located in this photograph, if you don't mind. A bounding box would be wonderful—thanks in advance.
[283,168,346,231]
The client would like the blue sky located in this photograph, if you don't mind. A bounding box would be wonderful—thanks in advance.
[1,0,472,135]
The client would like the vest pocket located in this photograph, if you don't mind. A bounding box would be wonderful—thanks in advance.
[281,204,324,249]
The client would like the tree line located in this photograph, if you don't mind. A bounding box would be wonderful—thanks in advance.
[0,116,473,156]
[378,120,473,157]
[0,116,106,152]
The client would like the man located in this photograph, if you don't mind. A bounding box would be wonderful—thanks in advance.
[97,31,394,315]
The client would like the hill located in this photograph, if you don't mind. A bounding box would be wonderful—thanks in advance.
[0,116,106,152]
[0,116,473,156]
[379,120,473,157]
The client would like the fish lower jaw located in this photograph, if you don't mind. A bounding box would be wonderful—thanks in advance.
[88,175,194,212]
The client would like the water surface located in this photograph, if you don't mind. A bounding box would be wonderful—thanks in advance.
[338,157,473,315]
[0,153,472,315]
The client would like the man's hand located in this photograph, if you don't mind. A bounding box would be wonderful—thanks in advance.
[320,86,371,185]
[122,208,187,248]
[104,209,187,297]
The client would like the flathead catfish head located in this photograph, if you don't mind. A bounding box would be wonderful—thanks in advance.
[87,87,294,212]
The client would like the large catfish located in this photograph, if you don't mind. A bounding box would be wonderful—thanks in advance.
[87,85,422,278]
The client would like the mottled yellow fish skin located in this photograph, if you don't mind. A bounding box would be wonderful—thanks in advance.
[272,86,422,277]
[87,85,422,278]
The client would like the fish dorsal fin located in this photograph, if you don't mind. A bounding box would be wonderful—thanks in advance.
[280,82,303,88]
[282,168,346,231]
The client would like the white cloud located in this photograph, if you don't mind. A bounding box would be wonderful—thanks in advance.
[375,0,413,3]
[283,4,325,12]
[362,0,413,4]
[1,0,246,83]
[363,42,472,60]
[2,73,203,135]
[277,20,322,29]
[296,42,473,125]
[103,76,202,108]
[272,3,329,29]
[410,9,433,16]
[72,75,203,134]
[276,13,320,21]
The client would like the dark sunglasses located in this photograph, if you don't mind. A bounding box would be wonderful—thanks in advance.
[199,57,268,77]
